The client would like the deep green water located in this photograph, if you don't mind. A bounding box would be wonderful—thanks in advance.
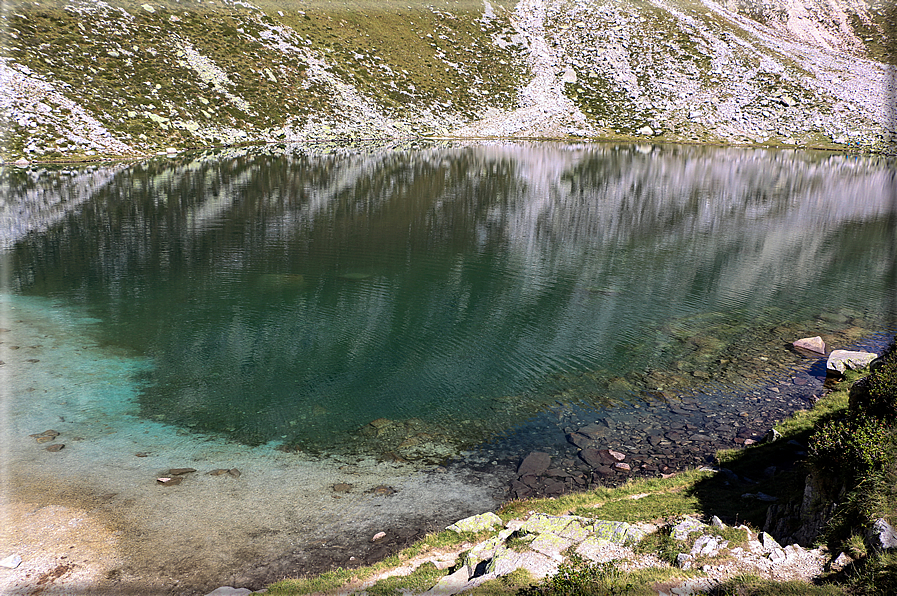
[3,142,894,454]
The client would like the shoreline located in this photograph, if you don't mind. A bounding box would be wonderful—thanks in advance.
[2,135,888,168]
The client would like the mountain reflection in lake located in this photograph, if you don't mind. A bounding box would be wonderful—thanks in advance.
[1,142,895,593]
[4,142,895,456]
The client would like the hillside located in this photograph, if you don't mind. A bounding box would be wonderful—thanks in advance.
[0,0,894,163]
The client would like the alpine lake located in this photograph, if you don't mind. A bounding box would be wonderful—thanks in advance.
[1,141,894,594]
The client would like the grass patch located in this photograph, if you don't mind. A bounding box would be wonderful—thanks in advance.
[709,573,846,595]
[519,554,685,596]
[364,562,447,595]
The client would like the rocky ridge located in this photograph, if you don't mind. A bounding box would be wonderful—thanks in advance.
[1,0,894,163]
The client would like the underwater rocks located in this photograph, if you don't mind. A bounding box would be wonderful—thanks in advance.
[156,467,240,486]
[352,417,467,465]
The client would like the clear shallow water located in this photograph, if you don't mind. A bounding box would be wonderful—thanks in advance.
[1,141,895,593]
[3,142,895,455]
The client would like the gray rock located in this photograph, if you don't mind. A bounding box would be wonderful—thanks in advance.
[831,552,853,570]
[671,518,706,541]
[422,566,469,595]
[827,350,877,374]
[487,547,558,578]
[710,516,725,528]
[867,518,897,550]
[768,547,788,563]
[691,534,727,556]
[763,428,782,443]
[676,553,693,569]
[518,452,551,476]
[204,588,252,596]
[759,532,782,550]
[0,554,22,569]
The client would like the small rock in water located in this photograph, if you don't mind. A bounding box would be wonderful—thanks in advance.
[45,444,65,452]
[227,468,241,478]
[0,554,22,569]
[792,336,825,356]
[332,483,353,493]
[30,430,60,442]
[169,468,197,475]
[518,451,551,476]
[157,476,183,486]
[135,452,150,457]
[371,531,387,542]
[367,485,397,496]
[209,469,230,476]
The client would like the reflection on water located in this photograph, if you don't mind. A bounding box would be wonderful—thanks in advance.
[3,142,895,455]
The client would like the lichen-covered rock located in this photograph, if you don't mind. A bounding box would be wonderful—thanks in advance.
[446,511,503,534]
[486,546,559,579]
[589,520,646,544]
[462,530,513,576]
[529,532,575,560]
[519,513,574,536]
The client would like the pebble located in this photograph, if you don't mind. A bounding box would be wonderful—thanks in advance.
[0,554,22,569]
[371,531,387,542]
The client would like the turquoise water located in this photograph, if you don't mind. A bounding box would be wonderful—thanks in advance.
[3,142,895,455]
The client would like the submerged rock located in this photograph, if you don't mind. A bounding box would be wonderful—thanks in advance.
[517,451,551,476]
[792,336,825,356]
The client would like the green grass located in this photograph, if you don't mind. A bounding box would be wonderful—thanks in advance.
[709,574,846,595]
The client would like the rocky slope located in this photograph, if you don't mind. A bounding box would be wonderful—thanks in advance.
[1,0,894,162]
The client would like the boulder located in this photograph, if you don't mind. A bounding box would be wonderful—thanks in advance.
[827,350,877,374]
[446,512,503,534]
[517,452,551,476]
[866,518,897,551]
[792,336,825,356]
